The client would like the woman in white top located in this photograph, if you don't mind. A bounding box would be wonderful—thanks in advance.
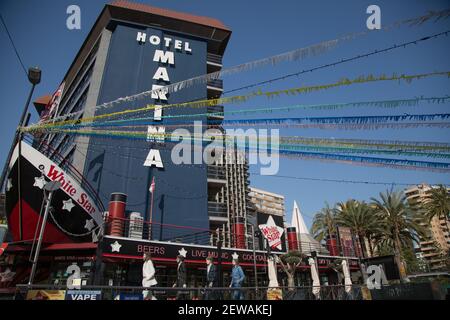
[142,252,157,300]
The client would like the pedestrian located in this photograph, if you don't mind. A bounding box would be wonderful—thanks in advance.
[173,255,187,299]
[204,256,217,300]
[142,252,157,300]
[229,259,245,300]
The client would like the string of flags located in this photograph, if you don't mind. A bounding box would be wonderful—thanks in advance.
[22,95,450,132]
[22,70,450,131]
[34,8,450,126]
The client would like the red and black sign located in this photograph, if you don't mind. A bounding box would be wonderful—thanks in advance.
[256,213,286,252]
[101,236,360,269]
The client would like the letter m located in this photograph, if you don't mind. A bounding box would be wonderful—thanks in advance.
[147,125,165,143]
[153,50,174,65]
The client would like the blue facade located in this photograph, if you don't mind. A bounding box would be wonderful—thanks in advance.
[84,23,209,239]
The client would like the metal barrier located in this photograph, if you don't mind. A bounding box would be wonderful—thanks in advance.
[15,284,363,300]
[15,282,444,300]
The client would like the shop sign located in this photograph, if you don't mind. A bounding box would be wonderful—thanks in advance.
[117,293,143,300]
[65,290,102,300]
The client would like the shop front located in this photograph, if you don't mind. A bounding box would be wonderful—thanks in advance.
[1,235,361,300]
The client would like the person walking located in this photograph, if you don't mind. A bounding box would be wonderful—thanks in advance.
[173,255,187,299]
[142,252,157,300]
[229,259,245,300]
[204,256,218,300]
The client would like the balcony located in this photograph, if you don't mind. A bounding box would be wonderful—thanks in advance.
[207,165,226,184]
[207,79,223,96]
[207,53,223,66]
[207,105,224,120]
[208,202,228,221]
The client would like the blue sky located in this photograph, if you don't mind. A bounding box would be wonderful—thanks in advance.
[1,0,449,228]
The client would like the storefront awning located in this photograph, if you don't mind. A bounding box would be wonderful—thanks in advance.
[1,242,97,254]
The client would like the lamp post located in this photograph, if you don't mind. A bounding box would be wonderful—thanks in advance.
[0,67,41,191]
[216,240,223,300]
[246,225,259,292]
[28,180,61,286]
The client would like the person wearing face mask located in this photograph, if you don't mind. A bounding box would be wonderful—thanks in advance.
[173,255,187,299]
[142,252,157,300]
[229,259,245,300]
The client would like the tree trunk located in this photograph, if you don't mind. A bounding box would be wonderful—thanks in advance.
[367,234,374,257]
[393,227,407,281]
[358,233,367,258]
[287,273,295,291]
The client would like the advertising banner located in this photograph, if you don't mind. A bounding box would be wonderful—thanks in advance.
[257,214,286,252]
[26,290,66,300]
[337,226,355,256]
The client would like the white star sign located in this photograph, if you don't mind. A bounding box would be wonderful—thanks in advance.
[33,176,46,189]
[84,219,95,231]
[178,247,187,258]
[6,179,12,192]
[110,241,122,253]
[258,215,285,250]
[231,252,239,260]
[62,199,75,212]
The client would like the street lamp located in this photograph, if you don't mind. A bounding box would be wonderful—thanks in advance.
[28,180,61,286]
[246,225,259,292]
[0,67,42,190]
[28,67,42,85]
[0,67,41,241]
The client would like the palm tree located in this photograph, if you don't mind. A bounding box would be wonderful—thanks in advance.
[370,190,426,281]
[422,185,450,223]
[335,200,382,258]
[311,202,338,242]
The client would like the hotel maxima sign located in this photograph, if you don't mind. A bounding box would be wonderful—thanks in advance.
[135,32,194,170]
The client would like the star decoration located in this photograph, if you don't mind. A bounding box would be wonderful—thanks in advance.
[6,179,12,192]
[231,252,239,260]
[258,215,285,250]
[62,199,75,212]
[84,219,95,231]
[33,176,46,189]
[178,247,187,258]
[110,241,122,253]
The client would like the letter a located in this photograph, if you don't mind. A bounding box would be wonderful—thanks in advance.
[66,5,81,30]
[366,5,381,30]
[143,149,164,168]
[153,67,170,82]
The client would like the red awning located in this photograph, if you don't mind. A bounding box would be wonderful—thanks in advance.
[2,242,97,254]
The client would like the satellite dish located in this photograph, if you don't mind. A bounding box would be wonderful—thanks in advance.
[44,180,61,191]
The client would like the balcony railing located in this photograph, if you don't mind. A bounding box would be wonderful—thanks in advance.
[104,216,225,247]
[207,53,223,65]
[208,202,228,218]
[207,79,223,91]
[207,165,226,180]
[207,105,224,119]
